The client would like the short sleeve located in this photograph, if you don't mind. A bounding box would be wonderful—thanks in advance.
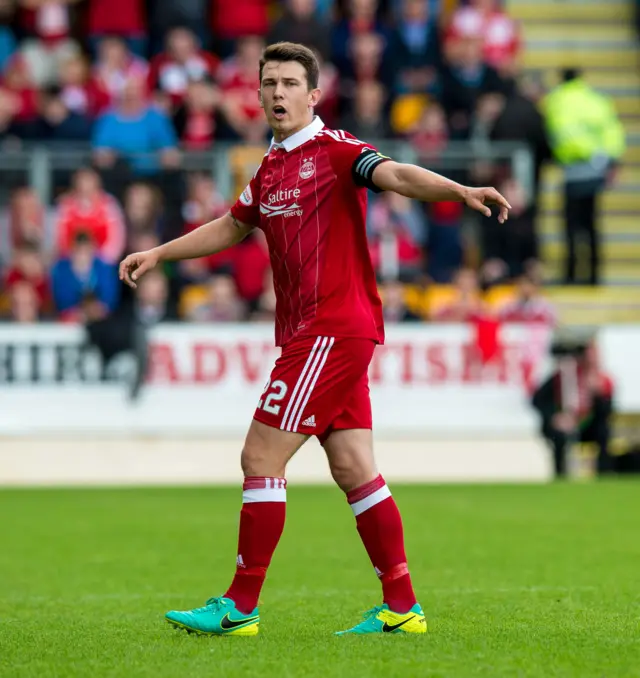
[325,130,392,193]
[351,148,392,193]
[230,164,263,228]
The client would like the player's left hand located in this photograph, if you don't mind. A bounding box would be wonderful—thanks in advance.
[464,187,511,224]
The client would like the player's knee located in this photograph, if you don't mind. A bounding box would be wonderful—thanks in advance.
[324,430,376,492]
[241,444,283,478]
[329,452,376,493]
[241,436,291,478]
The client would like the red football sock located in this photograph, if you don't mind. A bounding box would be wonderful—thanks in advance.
[225,477,286,614]
[347,475,417,614]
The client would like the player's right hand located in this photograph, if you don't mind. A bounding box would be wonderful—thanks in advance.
[119,250,160,289]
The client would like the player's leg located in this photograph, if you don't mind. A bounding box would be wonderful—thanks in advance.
[320,381,425,635]
[165,338,317,636]
[165,421,307,635]
[224,419,307,614]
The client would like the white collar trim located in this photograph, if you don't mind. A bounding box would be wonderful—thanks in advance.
[269,116,324,152]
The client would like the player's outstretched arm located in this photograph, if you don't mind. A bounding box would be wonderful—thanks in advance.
[119,213,252,288]
[371,161,511,224]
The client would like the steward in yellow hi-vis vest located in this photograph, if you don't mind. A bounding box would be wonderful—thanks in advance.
[542,68,625,286]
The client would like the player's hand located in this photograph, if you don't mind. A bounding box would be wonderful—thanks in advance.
[464,187,511,224]
[119,249,160,289]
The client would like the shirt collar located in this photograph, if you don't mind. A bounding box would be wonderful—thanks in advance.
[269,116,324,152]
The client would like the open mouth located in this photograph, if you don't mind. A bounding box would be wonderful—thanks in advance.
[272,105,287,120]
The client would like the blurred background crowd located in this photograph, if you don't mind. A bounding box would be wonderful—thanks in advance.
[0,0,636,331]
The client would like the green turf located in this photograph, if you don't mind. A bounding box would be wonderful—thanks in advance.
[1,481,639,678]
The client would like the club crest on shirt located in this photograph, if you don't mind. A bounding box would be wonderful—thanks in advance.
[240,184,253,206]
[299,159,315,180]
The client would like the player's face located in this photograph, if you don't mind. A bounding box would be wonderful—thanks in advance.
[259,61,321,140]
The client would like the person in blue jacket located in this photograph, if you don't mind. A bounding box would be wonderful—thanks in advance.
[51,230,120,317]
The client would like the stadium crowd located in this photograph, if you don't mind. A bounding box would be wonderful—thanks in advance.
[0,0,557,328]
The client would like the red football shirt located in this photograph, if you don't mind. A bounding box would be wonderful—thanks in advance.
[230,117,388,347]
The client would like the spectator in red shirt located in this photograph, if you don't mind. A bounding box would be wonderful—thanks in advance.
[3,240,51,313]
[368,192,425,282]
[218,36,269,143]
[17,0,81,88]
[499,272,557,326]
[0,56,40,139]
[148,26,219,111]
[532,340,614,477]
[178,173,231,283]
[173,78,220,150]
[210,0,269,56]
[86,0,146,57]
[55,167,126,264]
[4,280,41,323]
[182,173,228,228]
[93,36,149,108]
[447,0,521,76]
[40,54,110,140]
[232,230,271,309]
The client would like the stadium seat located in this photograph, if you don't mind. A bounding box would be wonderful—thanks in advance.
[229,145,269,198]
[179,284,209,319]
[484,285,517,313]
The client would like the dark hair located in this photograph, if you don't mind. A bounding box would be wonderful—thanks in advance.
[561,68,581,82]
[259,42,320,90]
[73,230,93,245]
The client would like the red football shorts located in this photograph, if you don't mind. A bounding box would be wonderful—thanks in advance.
[253,334,376,443]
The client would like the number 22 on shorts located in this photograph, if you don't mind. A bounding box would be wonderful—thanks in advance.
[258,379,288,415]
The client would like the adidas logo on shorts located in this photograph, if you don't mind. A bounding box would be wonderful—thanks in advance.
[301,415,316,428]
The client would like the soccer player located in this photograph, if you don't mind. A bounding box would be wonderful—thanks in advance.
[119,42,510,636]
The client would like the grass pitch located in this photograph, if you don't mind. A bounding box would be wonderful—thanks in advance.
[0,481,638,678]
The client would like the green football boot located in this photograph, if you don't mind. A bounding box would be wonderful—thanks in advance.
[336,603,426,635]
[165,596,259,636]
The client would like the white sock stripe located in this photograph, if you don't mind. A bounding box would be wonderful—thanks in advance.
[292,336,335,432]
[243,487,287,503]
[281,336,323,431]
[284,337,330,432]
[350,485,391,516]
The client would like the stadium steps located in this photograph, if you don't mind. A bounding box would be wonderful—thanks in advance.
[542,286,640,326]
[508,0,640,286]
[402,284,640,325]
[510,0,633,22]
